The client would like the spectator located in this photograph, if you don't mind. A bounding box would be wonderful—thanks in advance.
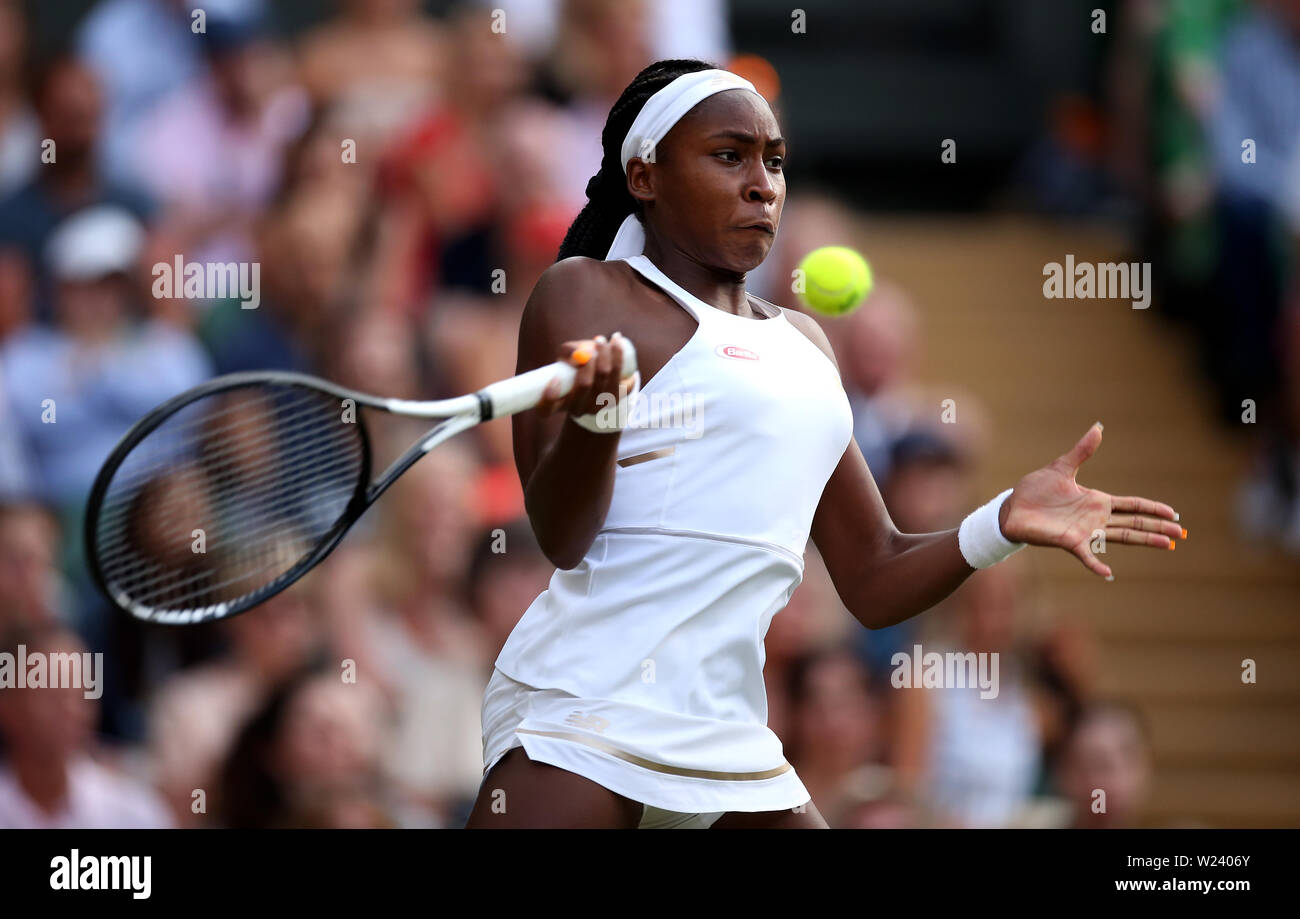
[892,556,1044,828]
[835,281,923,485]
[1210,2,1300,551]
[367,441,487,668]
[216,663,392,828]
[465,517,553,666]
[0,206,210,510]
[0,247,31,343]
[76,0,223,187]
[0,54,154,319]
[762,547,852,743]
[0,502,64,630]
[201,183,360,374]
[358,445,490,823]
[298,0,446,147]
[131,5,310,273]
[0,623,172,827]
[0,0,38,196]
[490,0,730,68]
[826,764,917,829]
[784,645,885,812]
[855,426,974,677]
[148,585,323,827]
[0,372,35,499]
[1055,700,1153,829]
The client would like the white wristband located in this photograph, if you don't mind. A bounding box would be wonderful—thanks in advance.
[958,487,1027,569]
[569,370,642,434]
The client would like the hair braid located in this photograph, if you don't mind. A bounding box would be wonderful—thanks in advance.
[556,59,718,262]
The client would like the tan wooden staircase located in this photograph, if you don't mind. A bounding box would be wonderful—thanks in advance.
[853,215,1300,827]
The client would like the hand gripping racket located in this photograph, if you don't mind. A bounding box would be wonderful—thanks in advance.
[84,339,637,625]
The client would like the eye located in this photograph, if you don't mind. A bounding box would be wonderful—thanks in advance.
[715,150,740,162]
[767,155,784,169]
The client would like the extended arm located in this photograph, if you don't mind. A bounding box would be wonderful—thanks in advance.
[786,311,1183,630]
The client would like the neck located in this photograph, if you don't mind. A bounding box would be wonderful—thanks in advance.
[641,233,756,318]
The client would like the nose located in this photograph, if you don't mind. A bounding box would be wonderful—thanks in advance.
[744,159,778,204]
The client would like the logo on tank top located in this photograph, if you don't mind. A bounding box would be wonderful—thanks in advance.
[564,711,611,733]
[715,344,759,361]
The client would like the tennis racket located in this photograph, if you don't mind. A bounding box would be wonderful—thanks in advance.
[84,339,637,626]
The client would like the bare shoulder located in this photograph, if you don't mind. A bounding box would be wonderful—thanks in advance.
[517,257,640,369]
[524,257,636,326]
[778,305,840,372]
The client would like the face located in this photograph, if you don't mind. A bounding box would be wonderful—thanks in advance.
[54,277,127,340]
[793,654,879,763]
[0,635,97,758]
[629,90,786,273]
[0,508,57,626]
[39,61,101,157]
[884,460,966,532]
[1059,712,1150,823]
[226,588,316,682]
[273,677,379,790]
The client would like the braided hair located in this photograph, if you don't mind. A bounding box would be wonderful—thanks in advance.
[556,59,718,262]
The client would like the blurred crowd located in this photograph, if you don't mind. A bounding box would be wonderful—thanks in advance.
[0,0,1253,829]
[1105,0,1300,553]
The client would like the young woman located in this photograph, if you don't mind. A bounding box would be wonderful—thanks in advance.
[464,59,1181,829]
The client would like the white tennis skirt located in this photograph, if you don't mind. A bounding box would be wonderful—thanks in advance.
[479,666,810,826]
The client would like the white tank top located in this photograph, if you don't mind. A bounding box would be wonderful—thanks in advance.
[492,253,853,798]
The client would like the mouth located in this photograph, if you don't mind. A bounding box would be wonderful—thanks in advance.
[738,222,775,235]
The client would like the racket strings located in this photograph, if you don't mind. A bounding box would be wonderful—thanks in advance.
[93,383,365,617]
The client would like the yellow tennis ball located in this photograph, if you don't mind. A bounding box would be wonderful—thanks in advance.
[796,246,873,316]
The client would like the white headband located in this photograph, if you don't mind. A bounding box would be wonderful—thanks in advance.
[605,68,761,261]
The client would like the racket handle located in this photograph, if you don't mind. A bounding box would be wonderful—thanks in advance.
[477,336,638,419]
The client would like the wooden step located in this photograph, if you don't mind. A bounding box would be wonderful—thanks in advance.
[1141,768,1300,827]
[1092,643,1300,700]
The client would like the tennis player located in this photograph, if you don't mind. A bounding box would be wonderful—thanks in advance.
[465,60,1181,829]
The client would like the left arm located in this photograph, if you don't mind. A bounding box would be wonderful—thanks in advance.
[786,311,1183,631]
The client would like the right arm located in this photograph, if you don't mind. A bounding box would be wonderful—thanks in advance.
[512,259,633,570]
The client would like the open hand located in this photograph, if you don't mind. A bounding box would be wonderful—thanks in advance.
[998,422,1183,579]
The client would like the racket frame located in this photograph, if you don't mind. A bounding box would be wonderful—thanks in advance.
[84,342,635,626]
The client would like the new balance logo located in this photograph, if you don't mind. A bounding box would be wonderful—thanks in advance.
[564,711,611,733]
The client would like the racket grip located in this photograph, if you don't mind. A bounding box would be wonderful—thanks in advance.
[477,336,638,419]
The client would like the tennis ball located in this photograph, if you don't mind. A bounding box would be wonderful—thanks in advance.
[796,246,873,316]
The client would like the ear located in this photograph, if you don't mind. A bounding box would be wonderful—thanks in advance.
[625,158,656,206]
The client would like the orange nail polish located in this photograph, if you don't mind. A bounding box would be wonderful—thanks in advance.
[1181,528,1187,539]
[1168,540,1176,551]
[572,349,592,365]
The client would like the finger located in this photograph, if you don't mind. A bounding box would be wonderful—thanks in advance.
[1104,526,1174,549]
[1059,421,1104,475]
[537,374,566,416]
[607,334,626,387]
[569,340,601,412]
[594,334,613,378]
[1106,514,1184,541]
[1109,494,1179,522]
[1072,541,1114,580]
[591,336,617,406]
